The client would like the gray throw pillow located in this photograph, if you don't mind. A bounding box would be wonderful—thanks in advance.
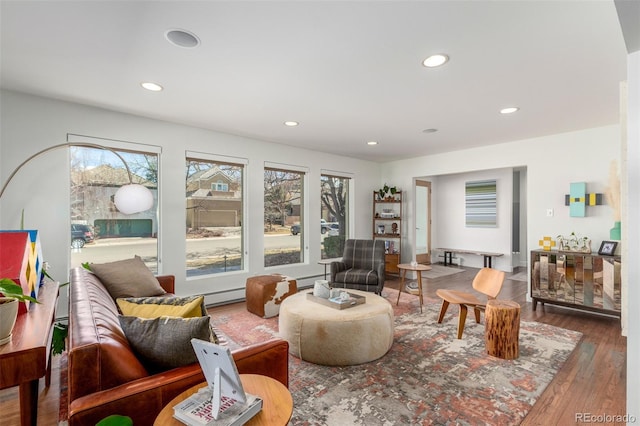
[119,315,217,372]
[89,255,166,300]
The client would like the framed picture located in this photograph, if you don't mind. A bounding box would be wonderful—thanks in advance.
[465,179,497,227]
[597,240,618,256]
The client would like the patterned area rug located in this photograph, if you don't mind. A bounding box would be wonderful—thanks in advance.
[210,289,583,425]
[422,264,465,279]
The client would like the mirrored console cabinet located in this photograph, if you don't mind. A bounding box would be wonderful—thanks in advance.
[530,250,621,317]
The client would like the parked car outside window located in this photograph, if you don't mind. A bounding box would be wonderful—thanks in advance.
[71,224,94,248]
[290,223,301,235]
[328,223,340,236]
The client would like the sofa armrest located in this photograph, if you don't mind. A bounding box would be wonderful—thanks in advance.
[69,363,204,426]
[156,275,175,293]
[233,339,289,387]
[68,338,289,426]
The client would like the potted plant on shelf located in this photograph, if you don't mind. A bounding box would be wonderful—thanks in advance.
[378,183,390,200]
[0,278,39,345]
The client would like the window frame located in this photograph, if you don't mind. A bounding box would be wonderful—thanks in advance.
[185,151,248,279]
[263,162,308,268]
[67,134,161,272]
[320,170,353,260]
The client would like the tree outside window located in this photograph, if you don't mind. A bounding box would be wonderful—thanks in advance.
[186,157,244,276]
[321,174,349,259]
[69,146,158,272]
[264,168,304,267]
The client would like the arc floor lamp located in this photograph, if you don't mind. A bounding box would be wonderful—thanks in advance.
[0,142,154,214]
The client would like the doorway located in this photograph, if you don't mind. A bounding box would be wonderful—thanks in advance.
[415,180,432,264]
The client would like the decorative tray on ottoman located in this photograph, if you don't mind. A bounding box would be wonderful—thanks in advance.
[306,292,366,310]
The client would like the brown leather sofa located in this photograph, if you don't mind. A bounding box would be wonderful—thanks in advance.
[67,267,289,426]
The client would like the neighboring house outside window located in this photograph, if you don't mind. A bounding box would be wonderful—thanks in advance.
[186,155,245,277]
[70,144,159,272]
[213,181,229,192]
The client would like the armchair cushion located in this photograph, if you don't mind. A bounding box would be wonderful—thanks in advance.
[334,268,379,285]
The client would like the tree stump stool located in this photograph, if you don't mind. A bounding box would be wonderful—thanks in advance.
[484,299,520,359]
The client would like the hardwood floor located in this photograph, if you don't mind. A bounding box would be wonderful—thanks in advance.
[0,266,626,425]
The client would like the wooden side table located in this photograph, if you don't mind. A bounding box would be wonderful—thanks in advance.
[0,281,59,426]
[154,374,293,426]
[318,258,340,280]
[396,263,431,313]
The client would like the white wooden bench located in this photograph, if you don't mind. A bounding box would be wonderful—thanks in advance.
[436,248,503,268]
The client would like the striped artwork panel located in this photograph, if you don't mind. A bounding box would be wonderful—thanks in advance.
[465,180,497,227]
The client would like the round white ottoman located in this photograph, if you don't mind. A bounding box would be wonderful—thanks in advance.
[278,289,394,366]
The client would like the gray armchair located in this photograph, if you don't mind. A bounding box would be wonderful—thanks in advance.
[330,239,386,294]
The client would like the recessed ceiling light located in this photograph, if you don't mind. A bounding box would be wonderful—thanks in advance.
[422,128,438,134]
[165,29,200,48]
[422,54,449,68]
[500,107,520,114]
[367,141,379,146]
[141,82,163,92]
[284,121,299,127]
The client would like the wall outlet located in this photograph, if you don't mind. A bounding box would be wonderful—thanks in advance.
[546,208,554,217]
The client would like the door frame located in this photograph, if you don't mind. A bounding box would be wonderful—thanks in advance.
[414,179,432,265]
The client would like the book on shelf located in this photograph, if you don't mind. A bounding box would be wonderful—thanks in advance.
[173,386,263,426]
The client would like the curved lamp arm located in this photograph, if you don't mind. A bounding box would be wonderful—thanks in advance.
[0,142,153,214]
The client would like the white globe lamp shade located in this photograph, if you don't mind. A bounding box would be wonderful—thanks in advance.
[114,184,154,214]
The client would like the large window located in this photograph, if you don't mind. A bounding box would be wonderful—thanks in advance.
[320,174,349,259]
[70,144,159,272]
[186,155,245,277]
[264,166,304,267]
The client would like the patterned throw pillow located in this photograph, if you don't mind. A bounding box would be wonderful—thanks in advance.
[119,315,217,372]
[117,295,206,318]
[89,256,166,300]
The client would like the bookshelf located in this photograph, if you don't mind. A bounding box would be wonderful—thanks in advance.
[372,190,402,274]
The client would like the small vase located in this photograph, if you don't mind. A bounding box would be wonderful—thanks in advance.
[610,221,621,240]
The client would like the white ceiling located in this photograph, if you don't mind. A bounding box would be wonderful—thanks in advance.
[0,1,628,162]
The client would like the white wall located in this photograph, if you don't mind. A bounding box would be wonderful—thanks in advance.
[625,49,639,422]
[0,90,381,315]
[428,168,513,270]
[381,125,622,282]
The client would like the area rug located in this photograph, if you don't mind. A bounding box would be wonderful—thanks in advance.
[422,263,465,279]
[58,290,581,425]
[210,289,583,425]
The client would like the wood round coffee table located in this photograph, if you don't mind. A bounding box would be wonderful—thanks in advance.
[154,374,293,426]
[396,263,432,313]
